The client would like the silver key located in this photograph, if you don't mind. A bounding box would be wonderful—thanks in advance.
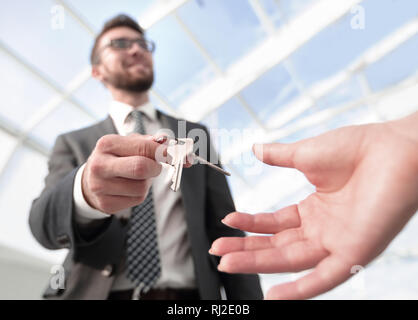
[165,137,231,177]
[167,138,193,192]
[189,153,231,176]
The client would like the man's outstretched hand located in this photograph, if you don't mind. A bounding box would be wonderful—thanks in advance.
[210,113,418,299]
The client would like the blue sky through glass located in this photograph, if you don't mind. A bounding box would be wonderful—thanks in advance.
[241,63,300,122]
[177,0,266,69]
[365,34,418,91]
[147,15,216,108]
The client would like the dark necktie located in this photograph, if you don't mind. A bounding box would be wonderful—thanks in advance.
[126,110,161,295]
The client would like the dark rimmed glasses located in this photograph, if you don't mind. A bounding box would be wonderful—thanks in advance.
[94,37,155,64]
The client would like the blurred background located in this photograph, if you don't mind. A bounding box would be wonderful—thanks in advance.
[0,0,417,299]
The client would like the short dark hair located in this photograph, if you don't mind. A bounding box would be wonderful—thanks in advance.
[90,14,145,65]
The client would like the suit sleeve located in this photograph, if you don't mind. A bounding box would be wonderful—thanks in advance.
[203,127,264,300]
[28,134,112,253]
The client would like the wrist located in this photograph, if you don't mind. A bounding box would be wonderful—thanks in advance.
[81,165,97,210]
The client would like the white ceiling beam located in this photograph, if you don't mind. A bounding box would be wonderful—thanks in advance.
[178,0,363,121]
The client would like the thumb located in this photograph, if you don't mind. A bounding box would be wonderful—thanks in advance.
[253,142,299,169]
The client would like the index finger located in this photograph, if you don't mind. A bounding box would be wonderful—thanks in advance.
[96,134,168,161]
[253,142,299,168]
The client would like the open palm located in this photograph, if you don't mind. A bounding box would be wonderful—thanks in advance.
[210,120,418,299]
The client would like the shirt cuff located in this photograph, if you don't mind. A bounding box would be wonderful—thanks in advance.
[73,163,111,223]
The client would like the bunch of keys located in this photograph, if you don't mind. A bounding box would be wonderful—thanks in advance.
[156,136,231,192]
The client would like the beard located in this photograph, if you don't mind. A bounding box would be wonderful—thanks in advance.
[103,64,154,93]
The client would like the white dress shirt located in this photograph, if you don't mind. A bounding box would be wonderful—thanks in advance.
[73,100,196,291]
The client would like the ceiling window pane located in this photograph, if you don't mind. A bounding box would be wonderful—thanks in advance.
[71,77,111,119]
[257,0,284,28]
[177,0,266,70]
[29,101,96,149]
[364,35,418,92]
[240,63,299,123]
[147,15,216,108]
[201,98,257,155]
[279,0,318,20]
[0,0,94,88]
[0,130,17,172]
[313,76,364,111]
[0,51,56,131]
[284,75,364,126]
[287,0,418,87]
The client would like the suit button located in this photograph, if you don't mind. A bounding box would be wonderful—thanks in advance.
[119,216,129,226]
[101,264,114,277]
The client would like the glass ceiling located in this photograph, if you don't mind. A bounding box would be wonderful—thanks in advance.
[0,0,417,299]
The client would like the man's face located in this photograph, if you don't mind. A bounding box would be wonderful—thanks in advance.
[92,26,154,92]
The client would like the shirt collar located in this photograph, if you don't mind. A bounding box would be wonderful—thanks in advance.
[109,100,157,127]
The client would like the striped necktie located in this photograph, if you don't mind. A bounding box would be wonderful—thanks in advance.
[126,110,161,296]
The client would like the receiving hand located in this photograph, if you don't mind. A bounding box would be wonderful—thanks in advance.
[210,115,418,299]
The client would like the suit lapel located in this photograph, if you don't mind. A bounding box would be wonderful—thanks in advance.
[98,116,118,136]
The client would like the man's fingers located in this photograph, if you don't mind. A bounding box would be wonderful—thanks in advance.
[96,134,168,161]
[210,228,304,256]
[265,255,351,300]
[221,205,301,234]
[217,241,328,274]
[98,177,152,197]
[97,155,162,179]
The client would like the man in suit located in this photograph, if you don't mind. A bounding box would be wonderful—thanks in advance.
[29,14,263,300]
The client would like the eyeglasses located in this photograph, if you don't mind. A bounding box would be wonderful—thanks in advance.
[109,38,155,52]
[94,37,156,63]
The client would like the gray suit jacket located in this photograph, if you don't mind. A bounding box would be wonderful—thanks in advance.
[29,111,263,300]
